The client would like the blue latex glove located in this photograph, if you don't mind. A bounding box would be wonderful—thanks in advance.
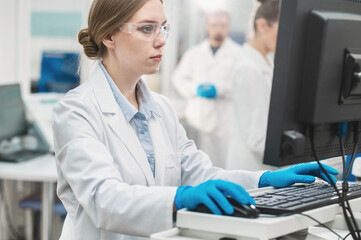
[259,163,339,188]
[196,84,217,98]
[175,179,255,215]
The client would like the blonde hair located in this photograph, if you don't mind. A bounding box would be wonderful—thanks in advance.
[79,0,163,59]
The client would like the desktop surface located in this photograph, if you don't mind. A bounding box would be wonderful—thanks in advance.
[176,185,361,239]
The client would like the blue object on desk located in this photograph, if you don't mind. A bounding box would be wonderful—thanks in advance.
[37,51,80,93]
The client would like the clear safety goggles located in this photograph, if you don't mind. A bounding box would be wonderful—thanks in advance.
[119,22,170,41]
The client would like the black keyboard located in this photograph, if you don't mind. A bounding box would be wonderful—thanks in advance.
[253,182,361,215]
[0,150,46,163]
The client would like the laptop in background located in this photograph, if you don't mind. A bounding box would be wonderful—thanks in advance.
[0,84,49,162]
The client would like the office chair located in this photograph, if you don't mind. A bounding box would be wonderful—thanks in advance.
[37,51,80,93]
[19,191,66,240]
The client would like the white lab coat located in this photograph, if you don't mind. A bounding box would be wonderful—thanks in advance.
[226,44,277,171]
[53,63,264,240]
[172,38,243,168]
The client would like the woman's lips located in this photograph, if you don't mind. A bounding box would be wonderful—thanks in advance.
[150,54,162,62]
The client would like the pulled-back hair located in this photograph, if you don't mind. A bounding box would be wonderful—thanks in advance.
[253,0,280,31]
[79,0,163,59]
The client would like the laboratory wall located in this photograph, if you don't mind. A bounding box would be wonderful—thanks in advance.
[0,0,31,95]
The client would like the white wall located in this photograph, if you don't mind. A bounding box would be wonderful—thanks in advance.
[0,0,31,96]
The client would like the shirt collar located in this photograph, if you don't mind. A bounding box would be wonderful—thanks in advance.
[99,62,160,122]
[243,43,274,73]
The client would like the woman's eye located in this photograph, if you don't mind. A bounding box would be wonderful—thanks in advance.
[140,25,154,34]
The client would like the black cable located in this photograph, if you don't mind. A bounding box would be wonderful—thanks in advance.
[338,137,359,238]
[309,125,360,240]
[297,212,343,239]
[344,122,360,181]
[344,231,361,240]
[336,134,360,240]
[342,122,361,239]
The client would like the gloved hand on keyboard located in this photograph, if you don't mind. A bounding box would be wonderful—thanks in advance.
[196,84,217,98]
[174,179,255,215]
[258,163,339,188]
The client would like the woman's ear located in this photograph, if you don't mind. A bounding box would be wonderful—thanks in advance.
[255,18,268,34]
[102,34,115,50]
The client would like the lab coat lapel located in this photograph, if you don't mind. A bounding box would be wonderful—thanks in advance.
[150,116,166,186]
[90,64,155,186]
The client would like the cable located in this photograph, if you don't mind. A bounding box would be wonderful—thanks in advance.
[309,125,360,240]
[337,125,360,240]
[342,121,361,239]
[338,122,361,240]
[344,231,361,240]
[297,212,343,239]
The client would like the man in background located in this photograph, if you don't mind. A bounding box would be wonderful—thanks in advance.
[172,10,243,168]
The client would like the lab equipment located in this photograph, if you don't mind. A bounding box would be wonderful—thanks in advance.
[254,181,361,215]
[260,0,361,238]
[264,0,361,167]
[175,179,255,215]
[37,51,80,93]
[0,84,49,162]
[193,196,259,218]
[196,84,217,99]
[258,163,338,188]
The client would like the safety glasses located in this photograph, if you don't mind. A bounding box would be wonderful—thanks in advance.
[119,22,170,41]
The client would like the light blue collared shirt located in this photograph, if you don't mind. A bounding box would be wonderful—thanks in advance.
[100,62,159,176]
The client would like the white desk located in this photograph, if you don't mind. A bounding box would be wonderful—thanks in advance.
[0,154,57,240]
[151,188,361,240]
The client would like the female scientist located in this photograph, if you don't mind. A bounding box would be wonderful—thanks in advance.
[53,0,338,239]
[227,0,280,171]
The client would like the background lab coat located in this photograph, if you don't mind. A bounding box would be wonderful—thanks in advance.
[172,38,243,168]
[53,63,264,240]
[226,43,277,171]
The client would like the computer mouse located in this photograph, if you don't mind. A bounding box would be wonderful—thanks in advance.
[192,196,260,218]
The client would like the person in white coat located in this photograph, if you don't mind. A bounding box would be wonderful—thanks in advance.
[227,0,280,171]
[53,0,338,239]
[172,10,243,168]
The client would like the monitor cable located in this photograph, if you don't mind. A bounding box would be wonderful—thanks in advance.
[310,124,360,240]
[336,122,361,240]
[297,212,343,239]
[340,121,361,239]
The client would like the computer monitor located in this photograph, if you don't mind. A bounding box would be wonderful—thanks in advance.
[264,0,361,166]
[37,51,80,93]
[0,84,27,141]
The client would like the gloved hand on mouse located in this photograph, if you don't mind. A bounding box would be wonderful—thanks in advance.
[174,162,338,215]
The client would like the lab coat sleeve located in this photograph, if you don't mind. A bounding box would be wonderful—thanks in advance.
[172,49,198,98]
[53,95,177,237]
[232,63,270,155]
[157,95,264,190]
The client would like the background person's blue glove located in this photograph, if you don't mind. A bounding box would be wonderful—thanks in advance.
[259,163,339,188]
[174,179,255,215]
[196,84,217,98]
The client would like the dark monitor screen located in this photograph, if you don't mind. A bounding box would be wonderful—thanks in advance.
[0,84,27,141]
[264,0,361,166]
